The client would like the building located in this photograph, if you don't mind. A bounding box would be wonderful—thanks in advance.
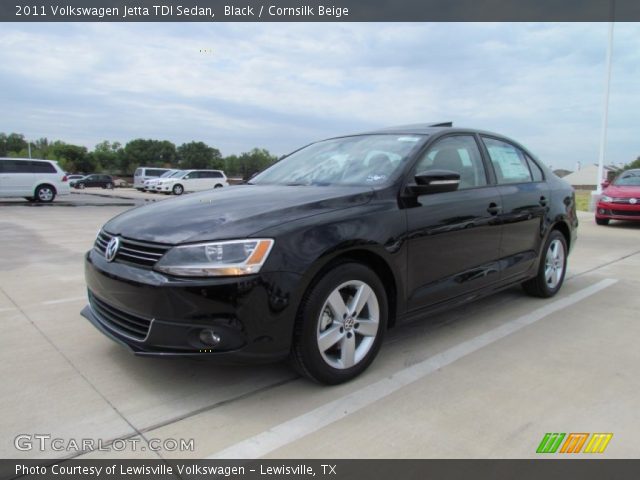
[562,164,620,190]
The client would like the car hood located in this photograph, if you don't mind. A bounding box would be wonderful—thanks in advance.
[604,185,640,197]
[104,185,374,244]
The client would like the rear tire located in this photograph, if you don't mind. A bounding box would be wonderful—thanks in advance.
[35,185,56,203]
[595,217,610,226]
[214,184,223,189]
[522,230,567,298]
[106,182,114,189]
[290,262,387,384]
[172,184,184,195]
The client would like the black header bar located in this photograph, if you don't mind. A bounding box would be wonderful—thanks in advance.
[3,0,639,22]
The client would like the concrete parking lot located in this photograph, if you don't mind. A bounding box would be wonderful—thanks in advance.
[1,192,639,460]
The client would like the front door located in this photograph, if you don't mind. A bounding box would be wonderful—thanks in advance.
[405,134,503,311]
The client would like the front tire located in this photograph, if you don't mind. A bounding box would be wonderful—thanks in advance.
[291,262,388,384]
[35,185,55,203]
[596,217,610,226]
[522,230,567,298]
[172,184,184,195]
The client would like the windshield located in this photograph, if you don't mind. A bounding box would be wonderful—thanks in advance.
[614,170,640,186]
[170,170,183,177]
[251,134,427,186]
[160,170,177,178]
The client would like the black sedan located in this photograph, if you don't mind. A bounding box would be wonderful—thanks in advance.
[82,124,577,384]
[74,174,114,189]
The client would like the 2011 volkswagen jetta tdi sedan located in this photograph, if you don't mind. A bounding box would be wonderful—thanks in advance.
[82,124,577,384]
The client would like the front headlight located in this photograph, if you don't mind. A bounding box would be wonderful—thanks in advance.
[601,195,613,203]
[154,239,274,277]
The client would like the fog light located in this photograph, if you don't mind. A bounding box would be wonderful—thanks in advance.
[199,329,221,346]
[599,209,606,214]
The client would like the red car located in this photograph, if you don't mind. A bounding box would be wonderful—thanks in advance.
[595,168,640,225]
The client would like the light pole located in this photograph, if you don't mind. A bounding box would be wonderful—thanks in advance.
[591,4,615,210]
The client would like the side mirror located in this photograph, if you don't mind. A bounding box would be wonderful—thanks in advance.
[406,170,461,196]
[601,180,610,189]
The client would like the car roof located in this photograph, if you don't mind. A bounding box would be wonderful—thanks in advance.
[340,123,506,139]
[0,157,57,163]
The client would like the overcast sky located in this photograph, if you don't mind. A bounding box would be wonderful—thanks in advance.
[1,22,637,170]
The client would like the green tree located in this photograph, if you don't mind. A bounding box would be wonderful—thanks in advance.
[177,141,223,169]
[623,156,640,171]
[49,141,92,173]
[231,148,278,180]
[91,140,123,173]
[121,139,176,174]
[0,133,28,156]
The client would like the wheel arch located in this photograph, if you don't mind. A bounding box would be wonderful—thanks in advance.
[297,247,400,329]
[35,182,57,195]
[550,219,572,251]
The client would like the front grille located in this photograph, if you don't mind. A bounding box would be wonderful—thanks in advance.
[611,210,640,217]
[89,291,152,340]
[612,198,640,204]
[94,231,171,268]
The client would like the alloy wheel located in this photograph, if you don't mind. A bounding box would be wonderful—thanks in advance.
[544,238,565,289]
[316,280,380,369]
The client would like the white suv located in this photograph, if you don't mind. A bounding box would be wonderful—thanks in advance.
[0,157,70,203]
[156,169,228,195]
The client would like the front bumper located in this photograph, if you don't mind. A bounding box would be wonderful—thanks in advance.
[595,201,640,221]
[82,249,302,362]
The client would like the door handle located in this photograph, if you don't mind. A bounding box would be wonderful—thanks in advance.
[487,202,501,216]
[539,196,548,207]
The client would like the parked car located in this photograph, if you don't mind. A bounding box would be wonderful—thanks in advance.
[595,169,640,225]
[82,124,577,384]
[67,174,85,187]
[133,167,171,191]
[155,169,228,195]
[143,169,182,192]
[0,157,70,203]
[74,174,114,189]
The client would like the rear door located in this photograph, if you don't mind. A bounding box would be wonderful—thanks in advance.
[405,134,503,310]
[480,136,549,281]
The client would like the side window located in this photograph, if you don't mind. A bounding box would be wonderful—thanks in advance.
[526,155,544,182]
[200,171,213,178]
[30,161,56,173]
[482,137,533,184]
[413,135,487,190]
[134,168,142,177]
[212,171,223,178]
[2,160,29,173]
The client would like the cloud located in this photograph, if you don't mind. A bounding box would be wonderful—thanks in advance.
[0,22,637,169]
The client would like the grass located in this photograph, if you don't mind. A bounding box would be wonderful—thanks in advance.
[574,189,592,212]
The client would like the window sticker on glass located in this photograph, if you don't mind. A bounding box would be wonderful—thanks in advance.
[397,136,420,142]
[489,146,530,179]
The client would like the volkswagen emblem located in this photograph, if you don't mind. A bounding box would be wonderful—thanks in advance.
[105,237,120,262]
[630,198,637,205]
